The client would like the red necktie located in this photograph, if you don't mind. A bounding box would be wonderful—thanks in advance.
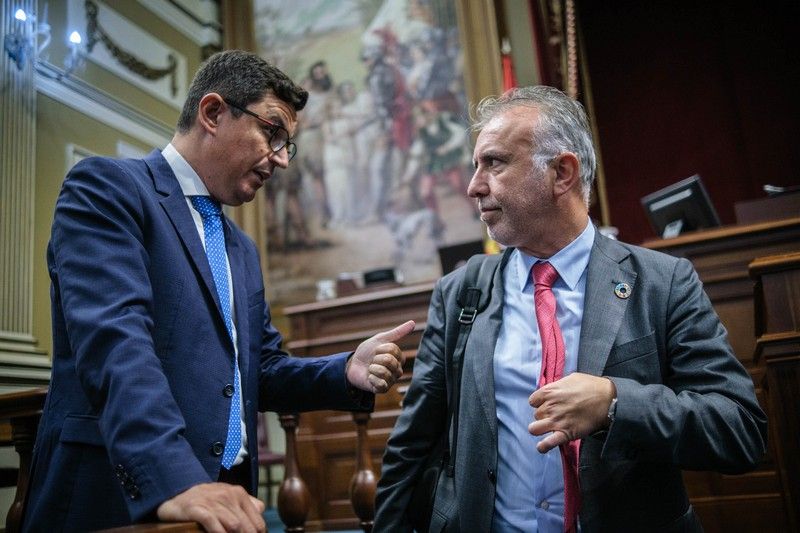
[533,261,581,533]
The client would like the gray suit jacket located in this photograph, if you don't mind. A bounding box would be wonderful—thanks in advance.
[375,232,767,532]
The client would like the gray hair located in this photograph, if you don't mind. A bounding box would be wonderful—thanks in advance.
[472,86,597,205]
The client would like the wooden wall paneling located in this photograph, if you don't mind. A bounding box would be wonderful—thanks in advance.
[283,284,433,530]
[645,218,800,531]
[750,252,800,532]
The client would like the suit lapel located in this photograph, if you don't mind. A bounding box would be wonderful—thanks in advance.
[468,250,511,438]
[146,151,229,344]
[224,218,250,380]
[577,233,637,376]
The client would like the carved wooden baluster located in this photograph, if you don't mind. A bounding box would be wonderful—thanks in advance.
[350,411,376,533]
[277,414,309,533]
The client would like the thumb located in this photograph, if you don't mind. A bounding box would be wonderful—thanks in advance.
[373,320,415,343]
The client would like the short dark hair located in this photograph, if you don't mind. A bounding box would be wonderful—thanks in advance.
[176,50,308,133]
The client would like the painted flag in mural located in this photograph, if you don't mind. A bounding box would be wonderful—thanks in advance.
[501,38,518,91]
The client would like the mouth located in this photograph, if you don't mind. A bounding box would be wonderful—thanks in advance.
[478,202,500,214]
[253,169,271,183]
[478,202,501,224]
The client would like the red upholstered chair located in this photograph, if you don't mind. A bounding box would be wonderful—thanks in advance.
[257,412,285,508]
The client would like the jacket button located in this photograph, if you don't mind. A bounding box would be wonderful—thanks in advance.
[487,468,496,484]
[223,384,235,397]
[211,442,224,456]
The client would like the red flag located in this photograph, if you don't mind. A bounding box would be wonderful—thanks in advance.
[501,38,517,90]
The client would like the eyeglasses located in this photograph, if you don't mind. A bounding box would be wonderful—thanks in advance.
[223,98,297,161]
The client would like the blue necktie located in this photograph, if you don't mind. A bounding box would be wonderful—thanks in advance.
[190,196,241,469]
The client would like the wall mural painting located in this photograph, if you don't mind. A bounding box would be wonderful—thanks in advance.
[255,0,483,304]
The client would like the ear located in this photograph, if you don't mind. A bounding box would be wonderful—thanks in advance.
[552,152,581,198]
[197,93,225,135]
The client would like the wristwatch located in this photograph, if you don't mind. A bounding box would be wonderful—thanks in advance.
[607,397,618,423]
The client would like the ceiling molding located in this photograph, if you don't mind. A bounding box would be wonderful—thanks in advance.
[36,61,173,149]
[137,0,221,47]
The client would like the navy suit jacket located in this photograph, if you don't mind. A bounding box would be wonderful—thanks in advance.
[23,151,371,531]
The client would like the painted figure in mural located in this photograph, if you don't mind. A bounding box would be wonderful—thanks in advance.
[23,50,414,532]
[348,83,382,224]
[323,82,363,226]
[264,162,313,251]
[362,27,413,220]
[297,60,334,229]
[400,99,474,241]
[384,180,441,266]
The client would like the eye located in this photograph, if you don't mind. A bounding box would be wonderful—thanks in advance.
[261,124,278,137]
[484,155,504,168]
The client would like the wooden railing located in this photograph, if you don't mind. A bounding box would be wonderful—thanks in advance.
[0,387,47,533]
[0,387,376,532]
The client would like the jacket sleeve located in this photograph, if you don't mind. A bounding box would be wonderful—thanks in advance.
[50,159,212,520]
[374,277,451,532]
[603,257,768,473]
[256,301,374,413]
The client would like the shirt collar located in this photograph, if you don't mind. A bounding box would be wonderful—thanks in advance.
[162,143,209,197]
[513,219,595,291]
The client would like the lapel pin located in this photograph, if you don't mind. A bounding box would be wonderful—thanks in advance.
[614,282,631,299]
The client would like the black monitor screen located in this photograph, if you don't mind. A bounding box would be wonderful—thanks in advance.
[438,240,485,275]
[641,175,721,238]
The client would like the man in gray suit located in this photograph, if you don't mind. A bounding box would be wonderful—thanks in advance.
[374,86,767,532]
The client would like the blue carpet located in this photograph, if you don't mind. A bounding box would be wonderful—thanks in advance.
[263,507,361,533]
[264,507,285,532]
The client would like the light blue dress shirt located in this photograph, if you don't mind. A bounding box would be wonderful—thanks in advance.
[492,220,595,532]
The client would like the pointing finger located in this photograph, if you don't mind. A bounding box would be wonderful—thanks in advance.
[373,320,415,343]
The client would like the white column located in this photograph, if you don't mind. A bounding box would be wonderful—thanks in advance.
[0,0,51,387]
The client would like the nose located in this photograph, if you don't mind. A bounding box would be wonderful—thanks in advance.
[269,146,289,169]
[467,167,487,198]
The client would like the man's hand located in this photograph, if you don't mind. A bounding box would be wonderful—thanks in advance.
[528,373,616,453]
[347,320,415,393]
[157,482,266,533]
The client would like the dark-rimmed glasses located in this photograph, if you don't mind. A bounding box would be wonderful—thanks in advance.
[223,98,297,161]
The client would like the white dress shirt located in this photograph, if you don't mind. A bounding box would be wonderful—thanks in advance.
[162,143,248,465]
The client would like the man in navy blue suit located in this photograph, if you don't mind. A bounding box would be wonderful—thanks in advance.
[23,50,414,533]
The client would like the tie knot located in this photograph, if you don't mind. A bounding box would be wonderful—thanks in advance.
[532,261,559,288]
[190,196,222,218]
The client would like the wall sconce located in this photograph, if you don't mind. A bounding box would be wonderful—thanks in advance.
[3,6,51,70]
[63,30,85,77]
[4,4,85,77]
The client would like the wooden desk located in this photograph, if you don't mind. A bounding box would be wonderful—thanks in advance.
[644,218,800,531]
[284,284,431,530]
[750,252,800,532]
[643,217,800,367]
